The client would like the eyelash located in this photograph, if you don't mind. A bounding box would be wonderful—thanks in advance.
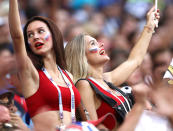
[27,29,45,38]
[91,42,95,45]
[28,33,33,38]
[39,29,45,33]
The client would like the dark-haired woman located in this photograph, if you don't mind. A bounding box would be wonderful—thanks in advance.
[9,0,81,131]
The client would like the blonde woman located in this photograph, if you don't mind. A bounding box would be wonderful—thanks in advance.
[65,7,160,130]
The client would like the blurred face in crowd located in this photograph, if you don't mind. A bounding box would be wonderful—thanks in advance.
[153,50,172,82]
[0,49,12,59]
[141,53,153,75]
[0,105,10,124]
[85,35,110,66]
[27,20,53,56]
[0,48,16,89]
[0,93,17,113]
[0,19,10,43]
[55,9,70,34]
[127,68,143,85]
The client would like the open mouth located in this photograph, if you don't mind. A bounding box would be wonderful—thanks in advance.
[35,42,44,49]
[99,49,105,55]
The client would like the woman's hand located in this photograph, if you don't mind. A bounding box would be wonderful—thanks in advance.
[145,6,160,33]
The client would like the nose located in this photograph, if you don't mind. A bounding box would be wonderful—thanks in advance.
[99,42,104,47]
[33,33,40,41]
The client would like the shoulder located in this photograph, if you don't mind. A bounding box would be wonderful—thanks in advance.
[76,79,94,95]
[76,79,90,88]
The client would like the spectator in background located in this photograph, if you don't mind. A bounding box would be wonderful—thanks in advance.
[55,9,71,35]
[64,24,86,47]
[107,49,129,71]
[0,17,11,44]
[151,48,172,83]
[0,105,11,130]
[6,69,33,129]
[0,42,30,128]
[124,0,152,20]
[0,44,16,89]
[151,81,173,126]
[0,0,9,17]
[0,89,29,131]
[99,0,123,37]
[127,53,154,86]
[134,80,173,131]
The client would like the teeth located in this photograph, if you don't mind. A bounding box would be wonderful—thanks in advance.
[35,43,43,47]
[100,50,104,55]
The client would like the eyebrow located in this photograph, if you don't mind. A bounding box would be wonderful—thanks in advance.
[89,40,96,44]
[27,27,44,33]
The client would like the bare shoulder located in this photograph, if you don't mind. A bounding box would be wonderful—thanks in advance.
[76,79,94,95]
[76,79,90,88]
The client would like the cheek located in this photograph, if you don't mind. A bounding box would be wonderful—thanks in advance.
[44,33,51,41]
[89,47,99,53]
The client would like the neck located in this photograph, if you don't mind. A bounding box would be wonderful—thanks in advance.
[43,53,57,71]
[87,66,104,80]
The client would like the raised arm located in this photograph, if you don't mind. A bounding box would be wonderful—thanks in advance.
[104,7,160,86]
[8,0,39,98]
[9,0,27,56]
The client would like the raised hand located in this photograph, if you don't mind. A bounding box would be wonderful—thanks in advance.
[145,6,160,33]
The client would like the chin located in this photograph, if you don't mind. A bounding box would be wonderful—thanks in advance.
[33,49,48,56]
[105,55,110,61]
[102,56,110,63]
[34,51,44,56]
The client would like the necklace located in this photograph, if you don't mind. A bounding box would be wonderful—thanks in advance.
[88,77,131,113]
[42,66,76,129]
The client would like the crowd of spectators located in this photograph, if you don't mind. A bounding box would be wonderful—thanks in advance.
[1,0,173,130]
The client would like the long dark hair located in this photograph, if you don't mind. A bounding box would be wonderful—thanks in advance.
[23,16,66,70]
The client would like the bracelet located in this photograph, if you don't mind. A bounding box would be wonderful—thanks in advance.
[144,25,155,34]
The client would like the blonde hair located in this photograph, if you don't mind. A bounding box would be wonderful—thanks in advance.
[65,34,88,83]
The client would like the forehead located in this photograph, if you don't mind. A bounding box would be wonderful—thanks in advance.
[27,20,49,32]
[85,35,96,43]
